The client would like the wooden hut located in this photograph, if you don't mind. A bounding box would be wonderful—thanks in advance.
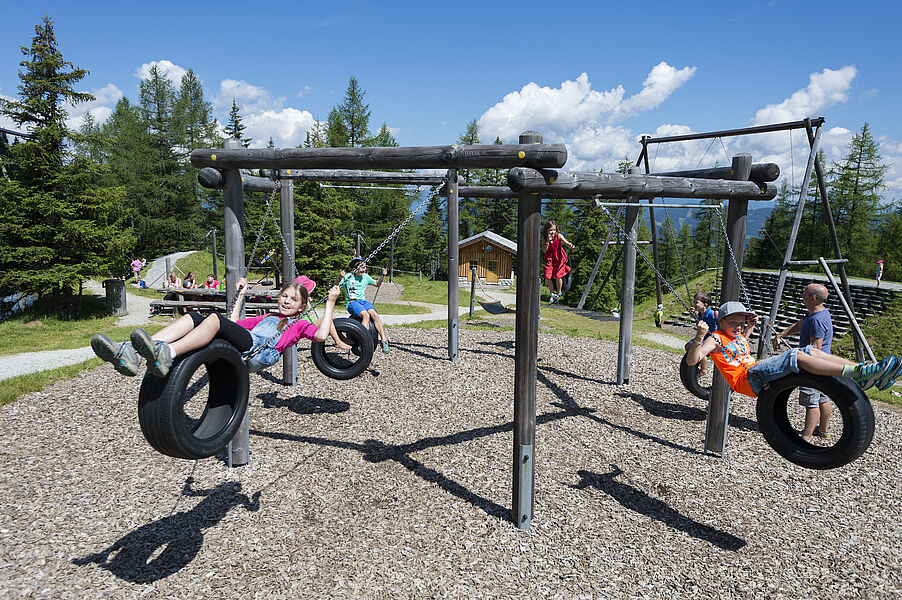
[458,231,516,284]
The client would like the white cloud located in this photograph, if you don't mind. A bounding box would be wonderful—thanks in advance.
[612,62,697,121]
[214,79,284,114]
[478,64,696,146]
[64,83,124,130]
[244,107,317,148]
[0,90,18,132]
[134,60,188,86]
[751,65,856,126]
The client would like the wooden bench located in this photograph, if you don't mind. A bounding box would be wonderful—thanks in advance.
[149,299,281,317]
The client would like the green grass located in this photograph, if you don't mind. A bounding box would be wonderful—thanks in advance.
[389,275,472,307]
[0,359,104,407]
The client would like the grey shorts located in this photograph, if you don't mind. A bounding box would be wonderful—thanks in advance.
[799,387,829,407]
[747,346,815,396]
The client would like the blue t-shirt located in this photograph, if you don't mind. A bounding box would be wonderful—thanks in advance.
[800,308,833,354]
[701,307,718,335]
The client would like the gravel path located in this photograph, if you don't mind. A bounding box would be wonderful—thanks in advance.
[1,327,900,599]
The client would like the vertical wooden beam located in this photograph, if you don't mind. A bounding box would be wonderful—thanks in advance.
[279,172,297,386]
[616,167,640,385]
[222,137,249,468]
[513,131,542,530]
[447,169,459,362]
[705,154,751,457]
[469,265,477,318]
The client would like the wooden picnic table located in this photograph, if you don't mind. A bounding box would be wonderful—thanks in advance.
[151,287,283,316]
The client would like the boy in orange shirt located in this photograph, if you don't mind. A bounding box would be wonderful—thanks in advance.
[685,302,901,396]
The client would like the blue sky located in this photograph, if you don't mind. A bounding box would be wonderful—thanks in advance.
[2,1,901,197]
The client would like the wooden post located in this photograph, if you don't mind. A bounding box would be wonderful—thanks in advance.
[616,167,640,385]
[513,130,542,530]
[576,208,622,310]
[447,170,459,362]
[470,265,477,317]
[211,231,218,282]
[279,172,297,386]
[221,137,249,467]
[355,234,361,259]
[705,154,752,457]
[165,257,171,280]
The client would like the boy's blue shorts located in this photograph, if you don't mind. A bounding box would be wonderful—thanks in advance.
[747,345,814,395]
[348,300,375,316]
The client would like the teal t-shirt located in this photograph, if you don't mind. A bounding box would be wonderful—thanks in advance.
[340,273,376,308]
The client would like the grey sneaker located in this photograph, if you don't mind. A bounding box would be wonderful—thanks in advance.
[853,358,892,391]
[130,328,173,377]
[876,356,902,391]
[91,334,141,376]
[813,426,830,440]
[381,340,390,355]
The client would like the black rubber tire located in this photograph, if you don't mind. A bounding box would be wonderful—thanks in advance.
[756,372,875,470]
[680,354,711,401]
[137,339,249,460]
[310,318,374,380]
[351,313,380,351]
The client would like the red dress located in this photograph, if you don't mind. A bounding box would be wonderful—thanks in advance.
[543,237,571,279]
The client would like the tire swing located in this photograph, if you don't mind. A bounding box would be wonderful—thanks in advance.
[350,313,380,349]
[755,372,875,470]
[679,354,711,400]
[137,339,249,460]
[310,317,374,380]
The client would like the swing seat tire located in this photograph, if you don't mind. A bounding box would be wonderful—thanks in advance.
[137,339,249,460]
[350,313,380,351]
[679,354,711,401]
[756,372,875,470]
[310,318,374,380]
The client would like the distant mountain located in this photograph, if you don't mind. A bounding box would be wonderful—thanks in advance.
[642,202,774,243]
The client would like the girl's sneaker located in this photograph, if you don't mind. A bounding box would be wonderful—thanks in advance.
[381,340,390,354]
[91,334,141,376]
[130,328,173,378]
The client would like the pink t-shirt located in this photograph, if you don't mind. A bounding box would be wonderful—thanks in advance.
[236,315,318,354]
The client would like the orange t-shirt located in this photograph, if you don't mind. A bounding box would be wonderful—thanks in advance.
[709,330,758,397]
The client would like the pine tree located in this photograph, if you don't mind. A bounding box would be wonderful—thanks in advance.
[828,123,887,275]
[0,16,130,313]
[416,193,447,279]
[747,180,795,269]
[456,119,483,238]
[172,69,220,153]
[225,98,252,147]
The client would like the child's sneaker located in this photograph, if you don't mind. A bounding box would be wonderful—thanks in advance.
[130,328,173,377]
[813,426,830,439]
[876,356,902,391]
[852,358,892,391]
[381,340,390,355]
[91,334,141,376]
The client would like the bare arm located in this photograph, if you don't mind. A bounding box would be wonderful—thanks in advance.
[229,277,248,322]
[772,318,802,351]
[686,320,719,366]
[810,337,824,350]
[557,232,575,250]
[373,268,386,288]
[314,286,341,342]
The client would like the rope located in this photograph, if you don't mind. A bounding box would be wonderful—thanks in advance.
[597,204,695,317]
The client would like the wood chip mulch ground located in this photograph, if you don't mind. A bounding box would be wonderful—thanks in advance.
[1,327,900,599]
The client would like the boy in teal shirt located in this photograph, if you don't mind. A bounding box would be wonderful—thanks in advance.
[339,258,390,354]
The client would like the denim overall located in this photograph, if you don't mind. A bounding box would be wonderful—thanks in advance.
[245,316,282,373]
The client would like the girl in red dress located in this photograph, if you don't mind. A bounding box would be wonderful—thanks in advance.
[541,221,575,304]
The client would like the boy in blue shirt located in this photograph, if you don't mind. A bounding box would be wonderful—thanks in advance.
[339,258,390,354]
[684,292,718,380]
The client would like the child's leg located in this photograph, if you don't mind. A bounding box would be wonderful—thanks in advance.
[795,349,856,376]
[316,316,352,349]
[368,309,387,342]
[151,313,198,343]
[167,313,222,357]
[553,278,563,295]
[358,309,371,329]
